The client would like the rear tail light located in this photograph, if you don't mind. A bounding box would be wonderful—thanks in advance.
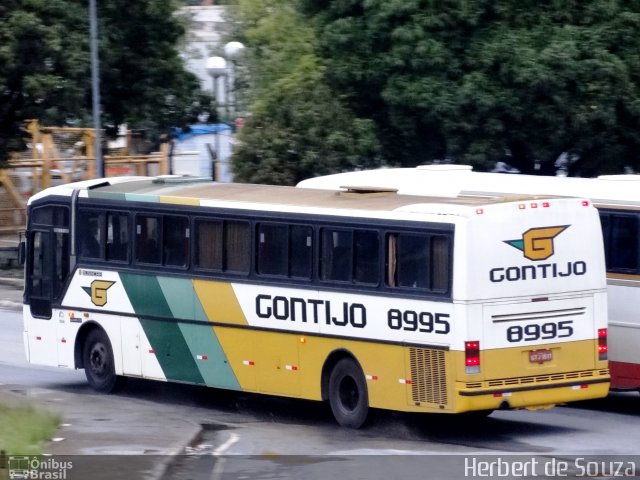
[598,328,608,360]
[465,340,480,374]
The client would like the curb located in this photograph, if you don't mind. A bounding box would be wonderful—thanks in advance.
[154,423,204,480]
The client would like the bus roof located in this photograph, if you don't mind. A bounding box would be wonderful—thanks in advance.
[31,175,569,216]
[297,166,640,206]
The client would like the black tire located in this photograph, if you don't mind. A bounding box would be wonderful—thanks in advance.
[328,358,369,428]
[83,328,119,393]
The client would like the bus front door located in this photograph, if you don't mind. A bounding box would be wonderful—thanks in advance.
[27,227,70,319]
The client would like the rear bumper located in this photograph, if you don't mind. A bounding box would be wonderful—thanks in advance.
[454,371,610,412]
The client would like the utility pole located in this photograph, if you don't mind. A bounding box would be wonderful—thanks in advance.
[89,0,104,177]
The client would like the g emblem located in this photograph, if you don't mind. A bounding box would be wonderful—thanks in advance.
[82,280,115,306]
[505,226,569,261]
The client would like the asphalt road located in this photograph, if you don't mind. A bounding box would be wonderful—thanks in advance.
[2,278,640,479]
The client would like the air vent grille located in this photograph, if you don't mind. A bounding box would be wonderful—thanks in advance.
[409,348,448,405]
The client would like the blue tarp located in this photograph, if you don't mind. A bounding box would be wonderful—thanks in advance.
[172,123,232,142]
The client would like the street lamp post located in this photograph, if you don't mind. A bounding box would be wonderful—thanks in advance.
[223,41,245,119]
[205,56,227,181]
[205,44,245,182]
[205,56,227,119]
[206,43,245,123]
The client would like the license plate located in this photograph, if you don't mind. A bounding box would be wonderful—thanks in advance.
[529,349,553,363]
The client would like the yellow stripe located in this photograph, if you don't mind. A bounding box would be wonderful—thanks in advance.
[193,280,247,325]
[193,280,255,390]
[159,195,200,206]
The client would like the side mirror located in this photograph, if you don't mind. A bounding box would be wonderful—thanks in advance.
[18,240,26,266]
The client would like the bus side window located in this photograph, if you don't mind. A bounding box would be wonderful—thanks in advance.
[30,232,51,299]
[106,212,129,262]
[608,214,639,272]
[225,221,250,274]
[386,232,451,293]
[321,228,379,285]
[257,224,313,279]
[321,229,352,282]
[599,213,610,265]
[135,215,161,264]
[290,225,312,279]
[163,215,189,267]
[78,210,103,259]
[258,223,288,276]
[396,234,429,289]
[194,219,249,274]
[354,230,379,285]
[431,235,451,292]
[195,219,223,270]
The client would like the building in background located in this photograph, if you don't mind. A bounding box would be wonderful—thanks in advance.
[172,123,233,181]
[178,4,240,181]
[180,4,230,88]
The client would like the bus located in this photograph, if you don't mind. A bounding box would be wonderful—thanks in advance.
[22,175,609,428]
[299,165,640,392]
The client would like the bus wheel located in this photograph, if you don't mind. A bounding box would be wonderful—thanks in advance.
[328,358,369,428]
[83,329,118,393]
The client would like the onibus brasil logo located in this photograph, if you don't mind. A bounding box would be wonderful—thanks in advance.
[7,456,73,479]
[504,225,569,261]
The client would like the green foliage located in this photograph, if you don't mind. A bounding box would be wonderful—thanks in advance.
[233,56,381,184]
[229,0,382,184]
[99,0,209,135]
[302,0,640,175]
[0,0,88,161]
[0,0,212,164]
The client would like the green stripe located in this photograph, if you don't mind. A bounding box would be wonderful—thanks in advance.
[88,191,127,201]
[120,273,204,384]
[157,277,240,390]
[125,193,159,203]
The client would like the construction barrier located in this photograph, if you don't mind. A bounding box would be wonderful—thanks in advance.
[0,120,170,247]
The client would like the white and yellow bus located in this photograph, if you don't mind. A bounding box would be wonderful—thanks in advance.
[23,175,609,428]
[300,165,640,392]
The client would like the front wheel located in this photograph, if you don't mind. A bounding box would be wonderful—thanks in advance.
[83,328,119,393]
[328,358,369,428]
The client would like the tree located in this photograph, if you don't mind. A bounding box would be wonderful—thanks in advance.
[302,1,640,175]
[0,0,88,162]
[228,0,382,185]
[0,0,212,164]
[98,0,211,135]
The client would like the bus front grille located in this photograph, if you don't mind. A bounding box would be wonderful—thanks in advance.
[409,348,448,405]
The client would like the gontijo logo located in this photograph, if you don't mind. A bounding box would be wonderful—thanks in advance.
[504,225,569,261]
[490,225,587,283]
[82,280,116,307]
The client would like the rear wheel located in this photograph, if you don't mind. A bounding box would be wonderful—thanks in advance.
[328,358,369,428]
[83,328,119,393]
